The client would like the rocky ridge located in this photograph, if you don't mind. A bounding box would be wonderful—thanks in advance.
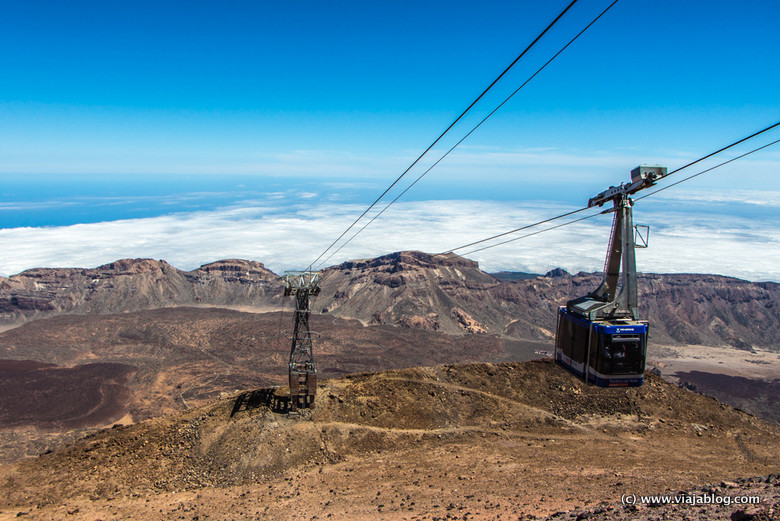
[316,252,780,350]
[318,251,499,334]
[1,252,778,351]
[0,258,283,324]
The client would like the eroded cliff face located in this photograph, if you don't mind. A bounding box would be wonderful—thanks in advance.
[0,258,284,324]
[638,274,779,349]
[1,252,777,350]
[317,251,500,335]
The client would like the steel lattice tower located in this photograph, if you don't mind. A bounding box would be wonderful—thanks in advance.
[283,271,320,411]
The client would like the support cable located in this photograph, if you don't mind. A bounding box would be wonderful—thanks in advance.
[306,0,580,271]
[635,137,780,201]
[449,134,780,256]
[460,211,603,257]
[443,206,590,255]
[661,121,780,180]
[441,120,780,256]
[313,0,621,270]
[438,122,780,255]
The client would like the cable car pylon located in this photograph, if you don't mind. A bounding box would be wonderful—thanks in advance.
[555,165,666,387]
[283,271,320,411]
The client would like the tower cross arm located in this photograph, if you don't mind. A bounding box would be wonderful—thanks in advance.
[588,165,667,208]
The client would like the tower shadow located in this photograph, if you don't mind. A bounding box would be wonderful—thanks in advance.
[230,388,291,416]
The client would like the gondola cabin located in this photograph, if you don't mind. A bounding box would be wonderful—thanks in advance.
[555,307,647,387]
[552,165,666,387]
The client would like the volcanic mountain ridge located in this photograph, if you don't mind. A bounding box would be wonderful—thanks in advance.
[0,258,281,325]
[317,251,779,350]
[1,252,777,351]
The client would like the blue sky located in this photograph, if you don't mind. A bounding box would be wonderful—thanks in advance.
[1,1,779,280]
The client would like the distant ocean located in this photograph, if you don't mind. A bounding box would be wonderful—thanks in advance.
[4,172,778,230]
[0,173,600,229]
[0,174,326,228]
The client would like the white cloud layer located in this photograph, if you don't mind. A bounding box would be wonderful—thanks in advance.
[1,198,778,282]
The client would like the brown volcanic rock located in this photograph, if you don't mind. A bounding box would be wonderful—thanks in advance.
[318,254,779,350]
[0,360,777,520]
[1,252,778,351]
[394,314,440,330]
[638,273,780,349]
[0,258,283,324]
[451,306,488,334]
[318,251,502,334]
[0,306,528,463]
[0,360,134,429]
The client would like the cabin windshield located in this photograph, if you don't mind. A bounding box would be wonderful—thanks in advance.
[599,335,644,375]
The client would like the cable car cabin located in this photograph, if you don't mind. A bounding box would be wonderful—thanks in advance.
[555,307,647,387]
[552,165,666,387]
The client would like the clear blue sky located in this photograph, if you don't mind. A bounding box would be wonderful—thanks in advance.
[1,1,779,280]
[2,0,778,176]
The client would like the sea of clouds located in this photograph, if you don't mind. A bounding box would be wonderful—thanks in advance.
[1,190,778,282]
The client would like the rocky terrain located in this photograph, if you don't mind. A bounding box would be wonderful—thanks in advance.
[317,251,780,351]
[0,252,778,519]
[1,252,778,352]
[0,258,283,325]
[544,475,779,521]
[0,307,537,463]
[0,360,778,520]
[0,251,777,467]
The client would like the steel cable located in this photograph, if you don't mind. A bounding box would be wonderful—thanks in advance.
[313,0,621,270]
[306,0,580,271]
[445,131,780,256]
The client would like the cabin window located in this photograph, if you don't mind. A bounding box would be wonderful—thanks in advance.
[557,313,588,363]
[597,334,644,375]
